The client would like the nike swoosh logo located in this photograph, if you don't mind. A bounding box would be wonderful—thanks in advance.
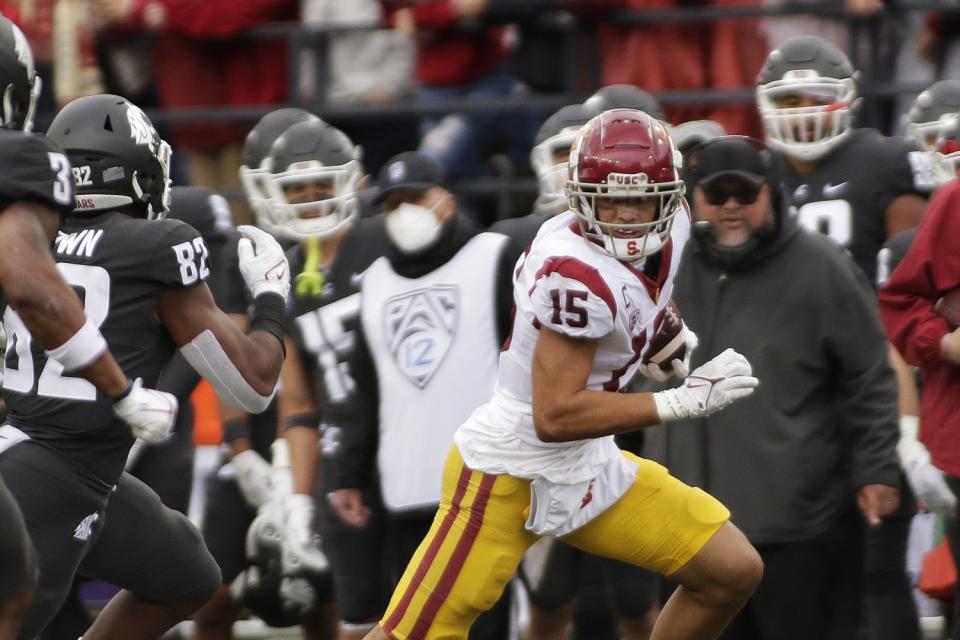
[687,382,709,389]
[822,182,848,198]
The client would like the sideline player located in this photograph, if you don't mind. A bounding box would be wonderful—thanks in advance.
[0,94,289,639]
[756,35,930,283]
[757,35,929,640]
[0,18,175,640]
[269,119,391,639]
[363,110,762,640]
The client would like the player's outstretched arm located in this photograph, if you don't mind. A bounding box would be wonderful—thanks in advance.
[157,226,288,413]
[532,326,758,443]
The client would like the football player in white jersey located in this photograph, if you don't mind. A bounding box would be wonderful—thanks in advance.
[364,109,762,640]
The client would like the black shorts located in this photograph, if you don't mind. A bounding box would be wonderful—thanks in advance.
[128,423,195,515]
[0,438,111,639]
[0,437,219,639]
[0,476,36,600]
[78,472,221,604]
[521,538,657,618]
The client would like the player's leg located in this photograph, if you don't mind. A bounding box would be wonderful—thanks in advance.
[365,445,538,640]
[318,475,390,639]
[0,439,109,640]
[192,469,255,640]
[519,538,580,640]
[0,478,36,640]
[561,453,762,640]
[79,473,221,640]
[603,557,660,640]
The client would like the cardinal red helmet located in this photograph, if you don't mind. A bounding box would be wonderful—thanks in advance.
[566,109,685,260]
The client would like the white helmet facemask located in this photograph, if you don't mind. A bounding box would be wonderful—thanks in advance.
[757,74,857,162]
[264,160,360,241]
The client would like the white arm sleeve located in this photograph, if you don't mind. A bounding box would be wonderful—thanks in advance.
[180,329,276,413]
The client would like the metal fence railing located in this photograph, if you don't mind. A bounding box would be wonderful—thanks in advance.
[129,1,950,218]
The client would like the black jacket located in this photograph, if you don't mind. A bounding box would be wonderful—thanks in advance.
[644,214,900,544]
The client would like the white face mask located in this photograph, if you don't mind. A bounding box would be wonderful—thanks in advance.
[385,199,444,254]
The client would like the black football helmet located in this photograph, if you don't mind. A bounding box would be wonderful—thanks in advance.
[530,103,597,213]
[0,15,40,132]
[46,94,172,219]
[584,84,666,123]
[756,36,858,162]
[263,120,362,240]
[230,510,333,628]
[239,108,321,229]
[904,80,960,151]
[168,186,233,246]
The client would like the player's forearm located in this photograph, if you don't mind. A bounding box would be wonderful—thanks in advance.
[533,389,662,443]
[235,330,285,396]
[283,425,319,495]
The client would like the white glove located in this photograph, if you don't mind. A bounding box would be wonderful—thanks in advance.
[237,224,290,302]
[232,449,274,509]
[113,378,178,443]
[653,348,759,422]
[640,327,699,382]
[898,415,956,518]
[282,493,329,575]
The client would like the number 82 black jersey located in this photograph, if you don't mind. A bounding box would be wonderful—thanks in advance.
[1,210,210,486]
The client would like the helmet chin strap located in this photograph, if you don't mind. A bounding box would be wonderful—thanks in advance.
[603,232,664,261]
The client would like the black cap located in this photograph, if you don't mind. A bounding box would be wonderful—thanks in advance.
[374,151,444,203]
[694,137,767,188]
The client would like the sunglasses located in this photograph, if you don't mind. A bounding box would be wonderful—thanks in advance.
[702,184,761,206]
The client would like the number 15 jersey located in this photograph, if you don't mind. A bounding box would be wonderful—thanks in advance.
[455,207,690,485]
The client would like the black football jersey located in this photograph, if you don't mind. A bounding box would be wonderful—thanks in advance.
[285,215,388,443]
[0,130,76,217]
[1,211,210,485]
[777,128,932,282]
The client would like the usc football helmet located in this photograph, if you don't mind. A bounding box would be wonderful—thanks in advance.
[239,108,320,230]
[566,109,685,261]
[262,120,362,240]
[756,36,858,162]
[530,103,597,214]
[904,80,960,151]
[47,94,172,219]
[0,15,39,132]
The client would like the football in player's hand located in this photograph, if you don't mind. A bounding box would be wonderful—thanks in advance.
[936,288,960,328]
[646,300,687,371]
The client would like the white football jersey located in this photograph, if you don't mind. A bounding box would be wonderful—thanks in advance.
[455,207,691,484]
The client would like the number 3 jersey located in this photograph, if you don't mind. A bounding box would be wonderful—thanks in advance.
[455,208,691,485]
[2,210,209,486]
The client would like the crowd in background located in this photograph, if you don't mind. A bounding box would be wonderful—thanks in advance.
[3,0,958,225]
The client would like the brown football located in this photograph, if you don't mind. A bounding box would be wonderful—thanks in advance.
[936,288,960,328]
[645,300,687,370]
